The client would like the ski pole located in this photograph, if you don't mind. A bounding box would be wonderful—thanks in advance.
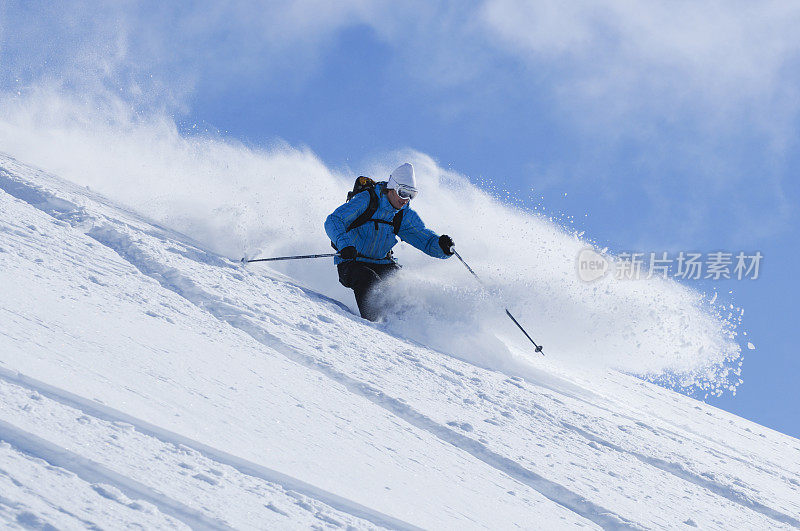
[453,250,544,355]
[241,252,338,264]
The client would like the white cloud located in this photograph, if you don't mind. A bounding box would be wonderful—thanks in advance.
[0,1,393,111]
[477,0,800,243]
[479,0,800,121]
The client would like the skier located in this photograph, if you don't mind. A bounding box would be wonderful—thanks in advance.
[325,163,455,321]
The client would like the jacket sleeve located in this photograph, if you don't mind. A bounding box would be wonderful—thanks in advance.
[324,191,370,250]
[397,208,449,259]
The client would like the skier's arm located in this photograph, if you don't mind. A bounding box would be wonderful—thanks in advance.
[324,191,371,251]
[397,209,450,259]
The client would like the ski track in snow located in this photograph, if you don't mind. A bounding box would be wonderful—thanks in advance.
[0,369,408,530]
[0,375,390,530]
[560,421,800,527]
[0,443,185,530]
[2,154,800,529]
[0,417,226,530]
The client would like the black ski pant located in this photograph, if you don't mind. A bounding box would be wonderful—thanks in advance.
[337,260,401,321]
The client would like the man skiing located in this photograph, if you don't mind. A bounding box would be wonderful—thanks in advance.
[325,163,455,321]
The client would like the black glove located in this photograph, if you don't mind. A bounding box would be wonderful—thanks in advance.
[438,235,455,256]
[339,246,357,260]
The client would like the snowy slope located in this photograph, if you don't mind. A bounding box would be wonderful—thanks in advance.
[1,153,799,530]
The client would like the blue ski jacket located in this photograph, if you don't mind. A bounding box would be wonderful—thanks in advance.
[325,183,450,265]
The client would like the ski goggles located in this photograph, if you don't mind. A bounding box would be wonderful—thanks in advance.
[395,185,418,200]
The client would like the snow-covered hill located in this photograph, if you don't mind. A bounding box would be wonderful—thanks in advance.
[1,153,799,529]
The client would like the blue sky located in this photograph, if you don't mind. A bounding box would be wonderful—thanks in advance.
[2,2,799,436]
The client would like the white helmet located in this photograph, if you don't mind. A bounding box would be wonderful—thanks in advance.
[386,163,417,191]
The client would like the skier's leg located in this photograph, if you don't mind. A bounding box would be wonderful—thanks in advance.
[337,262,383,320]
[358,263,402,321]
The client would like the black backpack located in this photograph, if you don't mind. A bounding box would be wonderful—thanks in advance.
[330,176,404,253]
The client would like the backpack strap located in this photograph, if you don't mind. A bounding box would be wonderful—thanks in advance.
[363,207,404,234]
[392,209,404,235]
[346,187,380,232]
